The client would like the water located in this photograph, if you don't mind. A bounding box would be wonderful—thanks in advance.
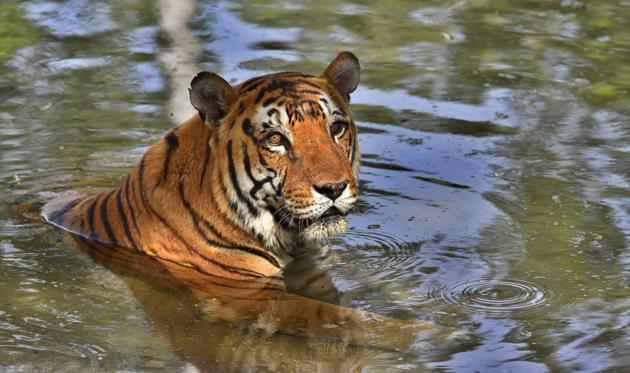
[1,0,629,371]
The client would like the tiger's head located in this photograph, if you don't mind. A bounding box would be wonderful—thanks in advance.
[189,52,360,253]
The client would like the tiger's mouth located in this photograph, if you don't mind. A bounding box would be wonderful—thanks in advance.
[298,206,346,229]
[272,206,347,232]
[318,206,344,220]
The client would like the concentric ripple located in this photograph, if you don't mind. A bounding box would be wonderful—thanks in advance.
[432,278,566,316]
[342,229,417,256]
[332,229,424,285]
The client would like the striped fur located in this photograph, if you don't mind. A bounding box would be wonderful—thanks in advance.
[43,52,362,280]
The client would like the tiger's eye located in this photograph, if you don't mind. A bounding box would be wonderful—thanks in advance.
[267,133,284,146]
[330,121,346,137]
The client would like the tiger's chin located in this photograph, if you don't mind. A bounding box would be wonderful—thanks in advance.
[299,216,348,244]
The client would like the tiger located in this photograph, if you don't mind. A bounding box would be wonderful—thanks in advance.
[43,52,463,351]
[44,52,361,279]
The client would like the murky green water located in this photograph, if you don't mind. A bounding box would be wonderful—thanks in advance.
[1,0,629,371]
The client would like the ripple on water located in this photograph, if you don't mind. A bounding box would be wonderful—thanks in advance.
[337,229,423,283]
[429,278,570,317]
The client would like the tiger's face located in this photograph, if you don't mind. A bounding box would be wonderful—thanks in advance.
[190,52,361,252]
[239,77,359,241]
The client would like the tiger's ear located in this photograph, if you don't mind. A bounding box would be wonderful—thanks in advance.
[322,52,361,99]
[189,72,236,125]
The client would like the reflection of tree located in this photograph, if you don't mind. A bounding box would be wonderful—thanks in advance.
[157,0,199,124]
[229,0,452,96]
[227,0,630,105]
[0,3,39,61]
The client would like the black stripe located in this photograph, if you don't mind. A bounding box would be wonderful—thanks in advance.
[78,210,86,235]
[179,183,226,250]
[137,157,151,214]
[257,150,269,168]
[276,80,296,91]
[241,142,274,199]
[123,176,141,238]
[237,101,246,116]
[298,89,321,96]
[219,166,241,217]
[319,98,331,116]
[241,73,313,95]
[251,176,275,199]
[116,188,139,251]
[211,170,279,251]
[158,131,179,186]
[242,118,254,137]
[47,198,81,224]
[262,96,277,107]
[240,76,267,94]
[99,190,119,246]
[209,167,238,222]
[301,100,323,118]
[348,121,355,162]
[291,107,304,123]
[199,133,211,189]
[200,217,280,268]
[254,89,267,105]
[86,198,99,241]
[227,140,259,216]
[295,79,322,90]
[178,182,281,268]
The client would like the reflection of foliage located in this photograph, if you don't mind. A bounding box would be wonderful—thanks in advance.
[230,0,630,106]
[0,2,39,61]
[230,0,451,94]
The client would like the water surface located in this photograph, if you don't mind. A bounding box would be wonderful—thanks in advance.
[1,0,629,371]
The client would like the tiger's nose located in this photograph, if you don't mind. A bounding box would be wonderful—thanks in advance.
[314,180,349,201]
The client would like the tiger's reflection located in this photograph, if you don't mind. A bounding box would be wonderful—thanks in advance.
[71,236,452,371]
